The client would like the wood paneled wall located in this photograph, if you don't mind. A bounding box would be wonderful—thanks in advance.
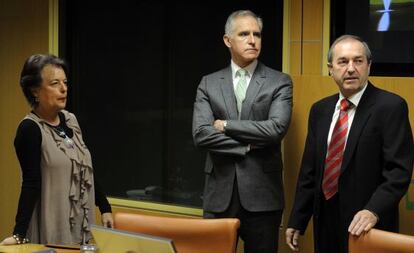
[287,0,324,76]
[0,0,49,239]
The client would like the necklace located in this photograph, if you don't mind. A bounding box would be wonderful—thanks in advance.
[52,126,75,149]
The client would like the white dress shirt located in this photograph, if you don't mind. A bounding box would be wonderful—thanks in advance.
[327,82,369,146]
[230,60,258,91]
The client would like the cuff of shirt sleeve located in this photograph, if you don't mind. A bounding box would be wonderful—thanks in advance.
[98,203,112,214]
[365,208,380,222]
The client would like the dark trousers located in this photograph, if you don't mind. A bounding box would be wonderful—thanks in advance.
[317,194,347,253]
[204,178,282,253]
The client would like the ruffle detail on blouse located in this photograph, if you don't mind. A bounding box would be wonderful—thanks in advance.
[62,111,94,236]
[68,159,93,235]
[28,111,95,239]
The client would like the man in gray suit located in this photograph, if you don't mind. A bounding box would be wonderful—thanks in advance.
[192,10,293,253]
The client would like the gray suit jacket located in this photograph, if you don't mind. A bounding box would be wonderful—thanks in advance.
[192,62,293,213]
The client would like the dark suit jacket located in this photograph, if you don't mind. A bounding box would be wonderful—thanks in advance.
[288,83,414,249]
[192,62,293,213]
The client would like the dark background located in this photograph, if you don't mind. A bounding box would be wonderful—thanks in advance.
[59,0,283,207]
[331,0,414,76]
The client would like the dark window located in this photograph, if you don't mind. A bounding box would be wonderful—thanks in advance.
[60,0,283,208]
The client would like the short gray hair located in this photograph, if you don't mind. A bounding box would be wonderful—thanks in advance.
[224,10,263,36]
[327,34,372,63]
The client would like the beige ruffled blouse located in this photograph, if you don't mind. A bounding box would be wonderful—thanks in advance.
[25,110,96,244]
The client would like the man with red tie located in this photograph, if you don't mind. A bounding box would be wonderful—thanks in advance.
[285,35,414,253]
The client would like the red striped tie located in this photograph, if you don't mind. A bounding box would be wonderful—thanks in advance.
[322,98,352,200]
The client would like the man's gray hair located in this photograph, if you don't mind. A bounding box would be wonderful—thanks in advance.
[327,34,372,63]
[224,10,263,36]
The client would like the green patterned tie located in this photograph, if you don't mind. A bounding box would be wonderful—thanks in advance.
[235,69,248,113]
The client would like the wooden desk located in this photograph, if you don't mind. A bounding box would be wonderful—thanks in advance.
[0,244,79,253]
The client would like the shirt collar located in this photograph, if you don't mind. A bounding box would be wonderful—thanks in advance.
[338,81,368,108]
[231,60,258,79]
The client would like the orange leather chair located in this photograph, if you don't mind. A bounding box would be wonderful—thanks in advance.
[114,212,240,253]
[349,228,414,253]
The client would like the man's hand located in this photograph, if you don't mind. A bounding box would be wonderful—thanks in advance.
[213,120,226,133]
[348,209,378,236]
[101,212,114,228]
[285,228,301,251]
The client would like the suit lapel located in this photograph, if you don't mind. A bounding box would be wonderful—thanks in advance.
[341,83,376,172]
[241,62,265,119]
[318,96,338,167]
[220,67,238,120]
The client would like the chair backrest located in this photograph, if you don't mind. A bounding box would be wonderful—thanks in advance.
[114,212,240,253]
[349,228,414,253]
